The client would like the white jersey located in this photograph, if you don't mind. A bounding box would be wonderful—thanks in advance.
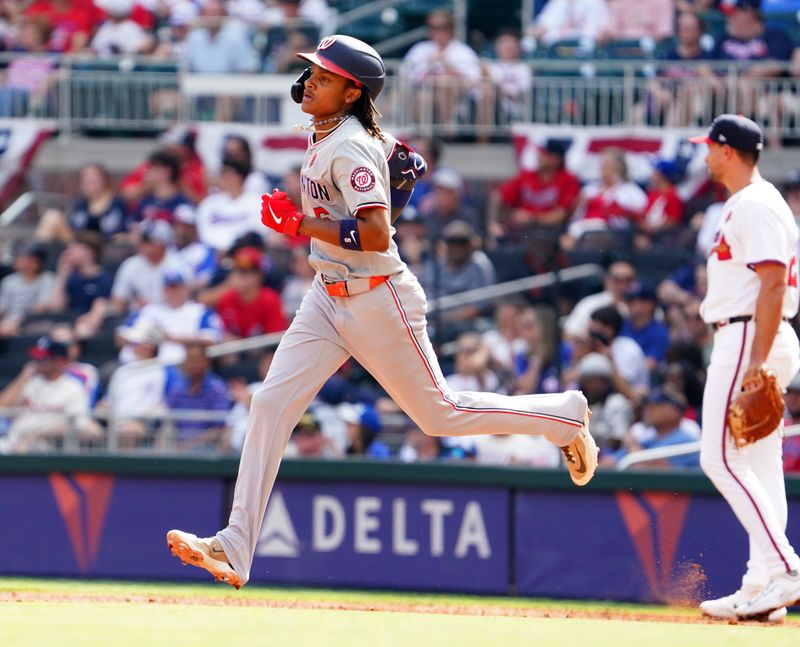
[701,179,799,323]
[300,117,406,280]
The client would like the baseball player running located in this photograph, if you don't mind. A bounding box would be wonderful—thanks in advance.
[166,35,597,589]
[689,115,800,621]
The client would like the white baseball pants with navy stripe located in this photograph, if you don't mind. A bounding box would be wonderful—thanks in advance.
[216,268,586,584]
[700,320,800,589]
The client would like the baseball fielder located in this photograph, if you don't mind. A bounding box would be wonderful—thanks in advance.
[167,35,598,588]
[690,115,800,621]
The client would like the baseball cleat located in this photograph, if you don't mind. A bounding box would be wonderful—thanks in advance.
[560,397,598,486]
[700,589,787,622]
[166,529,242,589]
[735,571,800,619]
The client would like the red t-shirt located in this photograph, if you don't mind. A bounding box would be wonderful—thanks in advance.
[217,287,287,338]
[26,0,99,52]
[121,157,207,203]
[499,168,580,217]
[639,187,684,229]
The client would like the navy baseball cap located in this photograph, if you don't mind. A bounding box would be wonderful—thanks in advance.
[645,387,687,410]
[624,282,657,302]
[28,336,69,360]
[689,114,764,153]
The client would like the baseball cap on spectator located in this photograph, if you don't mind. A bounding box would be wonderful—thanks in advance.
[338,402,382,433]
[719,0,760,14]
[232,246,263,271]
[230,232,265,254]
[442,219,476,244]
[160,126,197,151]
[17,242,48,265]
[174,204,196,226]
[652,159,684,185]
[118,322,163,347]
[541,139,568,156]
[624,282,657,302]
[689,114,764,153]
[96,0,134,17]
[645,387,688,411]
[28,336,69,360]
[221,155,251,179]
[576,352,614,379]
[163,269,187,286]
[139,219,175,246]
[431,167,464,193]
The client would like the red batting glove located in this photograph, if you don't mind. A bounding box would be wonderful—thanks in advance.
[261,189,304,237]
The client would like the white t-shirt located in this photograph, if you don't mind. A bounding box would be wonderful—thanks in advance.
[195,190,265,252]
[401,39,482,85]
[563,291,614,339]
[18,373,89,423]
[611,336,649,389]
[91,20,149,56]
[482,329,527,371]
[534,0,612,45]
[106,361,168,420]
[474,434,561,467]
[111,252,189,308]
[701,180,800,323]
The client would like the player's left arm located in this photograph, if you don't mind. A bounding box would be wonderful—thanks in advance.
[298,205,391,252]
[748,260,786,372]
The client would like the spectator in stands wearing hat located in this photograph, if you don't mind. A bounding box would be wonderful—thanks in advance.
[50,323,100,406]
[121,268,223,365]
[620,283,671,370]
[615,386,700,469]
[339,402,390,459]
[0,336,99,453]
[216,246,287,340]
[0,243,54,337]
[111,219,189,312]
[420,167,483,240]
[492,139,580,240]
[194,156,268,253]
[35,163,129,244]
[132,150,194,225]
[634,160,685,248]
[573,352,633,453]
[173,204,218,291]
[164,342,231,451]
[91,0,155,56]
[284,411,338,459]
[121,127,207,205]
[102,322,167,448]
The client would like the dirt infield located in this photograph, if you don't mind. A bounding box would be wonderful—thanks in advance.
[2,589,796,627]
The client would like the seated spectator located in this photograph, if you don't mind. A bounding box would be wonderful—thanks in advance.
[602,0,675,42]
[222,135,270,196]
[35,163,128,243]
[492,139,580,239]
[563,260,636,340]
[512,306,562,395]
[121,127,207,205]
[525,0,611,48]
[216,246,287,340]
[195,156,267,253]
[102,323,166,448]
[43,231,113,339]
[573,352,633,453]
[183,0,258,74]
[91,0,155,56]
[616,387,700,469]
[284,411,338,459]
[0,15,58,118]
[281,245,315,322]
[482,299,525,376]
[620,283,670,370]
[587,305,650,399]
[417,220,497,338]
[339,402,390,459]
[152,1,198,60]
[421,168,483,240]
[398,425,445,462]
[111,220,189,313]
[50,323,100,406]
[563,148,648,249]
[173,205,218,291]
[478,30,532,133]
[226,350,273,452]
[0,336,98,453]
[164,342,231,451]
[445,332,501,393]
[122,269,223,365]
[133,151,194,225]
[400,10,482,129]
[634,160,685,248]
[673,295,713,366]
[474,433,561,467]
[0,243,54,337]
[25,0,99,53]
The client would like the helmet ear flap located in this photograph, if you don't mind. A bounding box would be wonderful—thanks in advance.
[291,67,311,104]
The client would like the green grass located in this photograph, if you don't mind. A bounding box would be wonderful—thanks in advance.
[0,578,798,647]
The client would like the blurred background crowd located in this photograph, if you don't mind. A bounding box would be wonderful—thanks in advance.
[0,0,799,475]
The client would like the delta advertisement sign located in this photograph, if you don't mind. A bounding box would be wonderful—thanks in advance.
[249,482,510,593]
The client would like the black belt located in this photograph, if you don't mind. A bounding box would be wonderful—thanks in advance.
[712,315,789,331]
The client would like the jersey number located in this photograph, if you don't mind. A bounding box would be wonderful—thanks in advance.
[313,207,331,220]
[789,255,798,288]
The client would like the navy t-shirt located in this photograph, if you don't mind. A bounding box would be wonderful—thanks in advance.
[69,197,128,237]
[713,28,794,61]
[66,270,113,315]
[134,192,193,224]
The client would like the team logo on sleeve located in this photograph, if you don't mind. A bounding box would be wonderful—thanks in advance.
[350,167,376,192]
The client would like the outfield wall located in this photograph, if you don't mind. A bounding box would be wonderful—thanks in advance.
[2,456,799,603]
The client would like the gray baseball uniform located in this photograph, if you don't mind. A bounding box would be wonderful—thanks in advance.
[215,117,588,584]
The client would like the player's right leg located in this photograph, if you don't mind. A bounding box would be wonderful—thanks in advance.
[167,280,350,587]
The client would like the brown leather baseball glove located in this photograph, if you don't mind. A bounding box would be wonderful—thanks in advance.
[727,366,785,448]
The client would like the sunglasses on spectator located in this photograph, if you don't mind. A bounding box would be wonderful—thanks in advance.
[609,274,635,283]
[445,237,472,245]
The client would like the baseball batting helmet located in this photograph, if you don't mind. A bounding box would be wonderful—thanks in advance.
[292,35,385,102]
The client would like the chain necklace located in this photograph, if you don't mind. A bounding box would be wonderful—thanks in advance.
[293,114,351,133]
